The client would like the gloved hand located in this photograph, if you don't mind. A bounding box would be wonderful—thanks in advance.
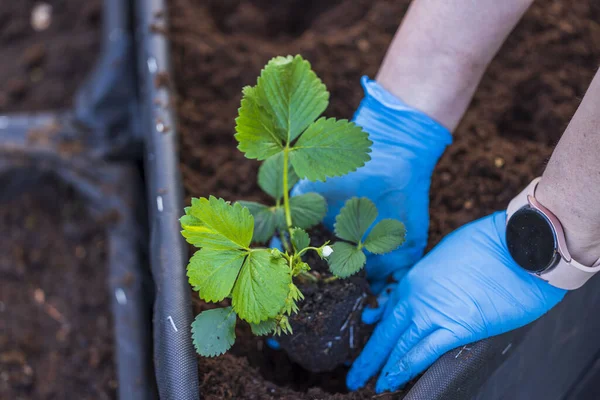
[347,212,566,393]
[293,76,452,286]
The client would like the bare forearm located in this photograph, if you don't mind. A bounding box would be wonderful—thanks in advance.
[377,0,534,131]
[536,69,600,266]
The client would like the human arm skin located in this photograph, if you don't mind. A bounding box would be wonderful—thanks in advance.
[377,0,534,131]
[536,69,600,266]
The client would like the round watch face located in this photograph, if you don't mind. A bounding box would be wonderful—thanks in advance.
[506,207,558,273]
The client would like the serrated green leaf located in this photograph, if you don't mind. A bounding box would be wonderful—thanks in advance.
[290,118,372,181]
[187,248,246,302]
[364,219,406,254]
[282,282,303,315]
[289,193,327,229]
[250,319,277,336]
[235,86,285,160]
[237,201,278,244]
[258,153,299,200]
[181,196,253,250]
[191,307,237,357]
[334,197,378,244]
[290,228,310,251]
[232,249,291,323]
[327,242,367,278]
[276,316,293,335]
[255,55,329,143]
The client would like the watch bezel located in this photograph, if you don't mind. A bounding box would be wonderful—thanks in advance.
[506,205,560,274]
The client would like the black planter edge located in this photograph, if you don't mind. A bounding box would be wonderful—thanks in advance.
[133,0,200,399]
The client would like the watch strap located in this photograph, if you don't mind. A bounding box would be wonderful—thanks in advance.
[506,177,541,220]
[507,177,600,290]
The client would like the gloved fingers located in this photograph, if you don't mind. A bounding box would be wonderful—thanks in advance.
[375,329,458,393]
[266,337,281,350]
[375,323,434,391]
[269,236,283,251]
[362,283,397,324]
[291,179,317,197]
[366,249,422,280]
[368,267,409,295]
[347,301,411,391]
[368,279,389,295]
[362,266,409,324]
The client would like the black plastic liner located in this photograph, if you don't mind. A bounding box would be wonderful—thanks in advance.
[0,0,155,399]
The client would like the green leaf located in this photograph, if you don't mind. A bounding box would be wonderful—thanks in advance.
[181,196,253,250]
[289,193,327,229]
[292,260,310,276]
[237,201,277,244]
[232,249,291,323]
[258,153,299,200]
[364,219,407,254]
[282,282,303,315]
[250,319,277,336]
[290,118,372,181]
[191,307,237,357]
[235,86,284,160]
[276,316,293,335]
[327,242,367,278]
[187,248,246,302]
[290,228,310,251]
[334,197,378,244]
[255,55,329,143]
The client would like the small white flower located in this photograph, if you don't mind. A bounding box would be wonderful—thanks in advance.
[322,245,334,257]
[31,3,52,32]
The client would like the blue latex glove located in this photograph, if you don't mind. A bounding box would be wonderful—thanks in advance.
[347,212,566,393]
[293,76,452,285]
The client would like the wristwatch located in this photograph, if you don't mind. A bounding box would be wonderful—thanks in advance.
[505,177,600,290]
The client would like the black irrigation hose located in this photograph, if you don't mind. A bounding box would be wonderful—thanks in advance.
[134,0,199,399]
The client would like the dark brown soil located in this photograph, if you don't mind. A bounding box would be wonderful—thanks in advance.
[0,0,102,113]
[0,171,115,399]
[169,0,600,398]
[277,226,372,373]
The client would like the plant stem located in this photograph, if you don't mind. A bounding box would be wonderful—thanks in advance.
[296,246,322,258]
[280,230,291,253]
[282,146,293,232]
[298,271,318,283]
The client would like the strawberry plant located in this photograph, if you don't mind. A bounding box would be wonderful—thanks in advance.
[180,55,406,358]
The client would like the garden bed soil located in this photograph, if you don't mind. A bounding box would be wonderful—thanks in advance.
[169,0,600,398]
[0,0,102,113]
[0,172,115,399]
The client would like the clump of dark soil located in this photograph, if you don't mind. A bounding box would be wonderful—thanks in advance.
[277,226,372,373]
[169,0,600,398]
[0,171,116,399]
[0,0,102,112]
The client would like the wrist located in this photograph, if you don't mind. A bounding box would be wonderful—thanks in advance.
[354,77,452,164]
[376,50,486,132]
[536,179,600,266]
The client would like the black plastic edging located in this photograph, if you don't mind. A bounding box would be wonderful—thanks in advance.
[134,0,200,399]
